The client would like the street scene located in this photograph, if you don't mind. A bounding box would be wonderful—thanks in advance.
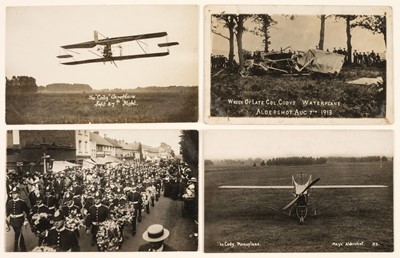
[6,130,198,252]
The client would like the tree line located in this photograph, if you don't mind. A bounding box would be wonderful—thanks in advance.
[267,157,328,166]
[6,76,38,94]
[43,83,92,92]
[6,76,94,93]
[206,156,388,166]
[212,14,386,73]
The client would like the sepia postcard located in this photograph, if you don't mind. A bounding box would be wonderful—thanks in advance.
[5,5,198,124]
[204,130,393,252]
[204,5,393,124]
[5,129,198,252]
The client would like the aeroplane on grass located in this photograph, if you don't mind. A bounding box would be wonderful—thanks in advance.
[57,30,179,67]
[244,49,345,76]
[219,173,388,224]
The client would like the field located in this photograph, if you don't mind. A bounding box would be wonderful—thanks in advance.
[6,86,198,124]
[204,161,393,252]
[210,66,386,118]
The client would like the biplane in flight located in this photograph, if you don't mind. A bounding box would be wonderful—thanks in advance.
[57,30,179,66]
[219,173,388,224]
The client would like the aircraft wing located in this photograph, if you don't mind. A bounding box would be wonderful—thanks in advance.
[61,41,98,49]
[219,185,387,189]
[61,32,168,49]
[61,51,169,65]
[98,32,168,46]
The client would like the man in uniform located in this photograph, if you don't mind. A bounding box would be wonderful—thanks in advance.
[29,191,51,246]
[6,187,30,252]
[43,186,58,216]
[44,210,80,251]
[127,186,141,236]
[85,191,109,248]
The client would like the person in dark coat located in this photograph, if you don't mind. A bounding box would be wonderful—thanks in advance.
[29,192,51,246]
[44,210,80,251]
[6,187,30,252]
[138,224,176,252]
[43,186,58,215]
[85,191,109,249]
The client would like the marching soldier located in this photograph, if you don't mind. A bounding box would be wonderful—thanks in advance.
[127,186,142,235]
[43,186,58,215]
[44,210,80,251]
[85,192,109,249]
[6,187,30,252]
[61,192,82,238]
[29,192,51,246]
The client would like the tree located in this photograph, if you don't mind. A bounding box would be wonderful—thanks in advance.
[318,15,327,50]
[6,76,38,94]
[211,14,251,73]
[354,15,387,46]
[252,15,277,53]
[179,130,198,174]
[335,15,359,63]
[205,159,214,166]
[212,15,237,70]
[235,14,251,73]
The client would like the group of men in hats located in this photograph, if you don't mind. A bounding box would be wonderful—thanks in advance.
[6,159,196,252]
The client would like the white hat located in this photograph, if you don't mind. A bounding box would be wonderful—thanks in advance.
[142,224,170,242]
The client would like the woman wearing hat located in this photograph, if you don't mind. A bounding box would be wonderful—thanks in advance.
[138,224,176,252]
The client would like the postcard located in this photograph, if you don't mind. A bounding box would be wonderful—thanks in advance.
[205,5,393,124]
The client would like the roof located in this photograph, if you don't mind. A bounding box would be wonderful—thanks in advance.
[90,132,114,147]
[122,142,141,151]
[105,137,123,149]
[142,144,159,153]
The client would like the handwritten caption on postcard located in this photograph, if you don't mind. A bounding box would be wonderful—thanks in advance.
[88,93,138,108]
[227,98,340,117]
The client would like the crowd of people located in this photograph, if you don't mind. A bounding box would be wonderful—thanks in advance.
[328,47,382,66]
[6,159,198,252]
[211,54,228,69]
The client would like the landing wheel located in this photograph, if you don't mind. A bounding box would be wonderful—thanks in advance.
[299,217,305,224]
[313,209,317,217]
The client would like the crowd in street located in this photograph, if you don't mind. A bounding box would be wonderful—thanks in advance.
[6,159,198,252]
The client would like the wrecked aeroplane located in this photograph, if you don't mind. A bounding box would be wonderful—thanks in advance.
[242,49,345,76]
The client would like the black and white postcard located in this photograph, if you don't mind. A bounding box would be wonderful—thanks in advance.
[205,5,393,124]
[204,130,393,252]
[6,5,198,124]
[6,129,198,252]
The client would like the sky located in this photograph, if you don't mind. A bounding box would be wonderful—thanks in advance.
[6,5,198,89]
[204,130,393,160]
[212,15,387,57]
[97,130,182,155]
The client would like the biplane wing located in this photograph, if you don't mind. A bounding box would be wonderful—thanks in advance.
[61,31,168,49]
[61,51,169,65]
[219,185,388,189]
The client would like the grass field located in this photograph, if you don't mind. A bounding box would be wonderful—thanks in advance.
[210,66,386,118]
[205,161,393,252]
[6,87,198,124]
